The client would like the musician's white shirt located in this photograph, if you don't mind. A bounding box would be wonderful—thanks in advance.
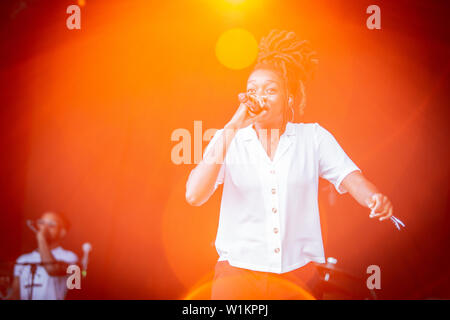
[199,122,360,274]
[14,246,78,300]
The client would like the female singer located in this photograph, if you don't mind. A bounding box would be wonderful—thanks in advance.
[185,29,393,299]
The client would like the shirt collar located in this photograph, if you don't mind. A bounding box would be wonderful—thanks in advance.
[241,122,296,141]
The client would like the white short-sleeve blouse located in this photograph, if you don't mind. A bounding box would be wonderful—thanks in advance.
[201,122,360,274]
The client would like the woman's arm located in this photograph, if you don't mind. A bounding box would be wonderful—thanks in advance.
[185,101,268,206]
[341,171,393,221]
[185,125,237,206]
[36,230,69,276]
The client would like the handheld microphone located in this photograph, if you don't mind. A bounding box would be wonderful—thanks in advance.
[238,93,267,114]
[81,242,92,277]
[26,220,38,233]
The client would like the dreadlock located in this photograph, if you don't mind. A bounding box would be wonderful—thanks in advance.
[254,29,318,116]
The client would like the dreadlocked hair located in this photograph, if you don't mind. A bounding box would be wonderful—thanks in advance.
[254,29,318,116]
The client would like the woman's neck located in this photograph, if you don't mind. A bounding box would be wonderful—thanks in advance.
[253,117,288,140]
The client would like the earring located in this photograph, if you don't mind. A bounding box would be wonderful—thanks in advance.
[299,80,306,115]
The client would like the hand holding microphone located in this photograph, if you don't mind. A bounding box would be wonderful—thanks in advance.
[238,92,268,115]
[226,93,268,130]
[27,219,50,242]
[26,220,38,233]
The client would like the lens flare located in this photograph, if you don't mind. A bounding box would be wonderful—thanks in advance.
[183,274,316,300]
[215,28,258,70]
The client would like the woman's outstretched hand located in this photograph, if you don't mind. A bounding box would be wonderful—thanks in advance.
[366,193,394,221]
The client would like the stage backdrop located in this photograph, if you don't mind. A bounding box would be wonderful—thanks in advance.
[0,0,449,299]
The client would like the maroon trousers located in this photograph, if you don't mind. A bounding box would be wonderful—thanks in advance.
[210,260,322,300]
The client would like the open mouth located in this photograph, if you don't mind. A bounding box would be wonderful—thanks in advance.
[238,93,269,114]
[248,94,267,108]
[248,94,269,113]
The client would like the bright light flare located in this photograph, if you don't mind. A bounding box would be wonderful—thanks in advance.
[215,28,258,70]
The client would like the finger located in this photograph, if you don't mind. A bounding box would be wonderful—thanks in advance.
[371,202,390,218]
[369,211,383,218]
[367,193,380,209]
[371,197,387,215]
[368,197,378,218]
[238,103,253,116]
[246,107,257,118]
[238,93,248,103]
[377,198,392,219]
[380,206,394,221]
[365,197,374,209]
[371,194,383,212]
[378,204,391,221]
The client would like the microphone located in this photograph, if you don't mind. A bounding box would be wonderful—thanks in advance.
[324,257,337,282]
[26,220,38,233]
[238,93,267,114]
[81,242,92,277]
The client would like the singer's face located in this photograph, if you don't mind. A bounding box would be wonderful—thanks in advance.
[247,68,289,125]
[38,212,65,242]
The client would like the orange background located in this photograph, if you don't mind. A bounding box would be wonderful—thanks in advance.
[0,0,449,299]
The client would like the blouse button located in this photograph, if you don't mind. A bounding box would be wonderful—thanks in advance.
[274,248,280,253]
[272,208,277,213]
[273,227,279,234]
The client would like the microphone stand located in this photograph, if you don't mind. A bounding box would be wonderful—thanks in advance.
[28,263,37,300]
[13,261,61,300]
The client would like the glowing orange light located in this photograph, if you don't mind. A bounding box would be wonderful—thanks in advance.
[215,28,258,70]
[78,0,86,7]
[183,274,316,300]
[226,0,247,4]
